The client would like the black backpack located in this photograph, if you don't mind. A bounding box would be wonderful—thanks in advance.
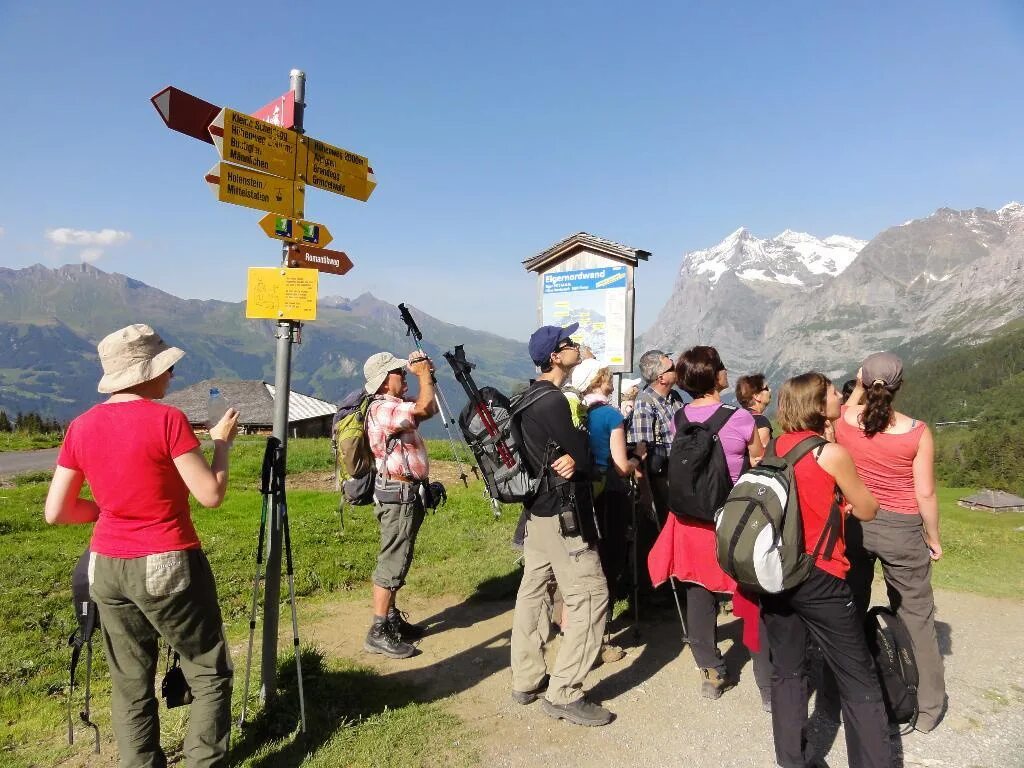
[865,605,919,731]
[457,384,559,503]
[668,404,741,522]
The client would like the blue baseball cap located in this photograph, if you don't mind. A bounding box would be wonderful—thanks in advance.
[528,322,580,366]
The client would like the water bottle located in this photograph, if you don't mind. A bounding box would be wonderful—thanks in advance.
[207,387,228,429]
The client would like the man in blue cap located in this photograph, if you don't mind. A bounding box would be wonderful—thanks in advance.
[509,322,613,727]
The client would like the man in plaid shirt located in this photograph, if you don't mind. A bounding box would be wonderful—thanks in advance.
[627,350,682,595]
[361,349,437,659]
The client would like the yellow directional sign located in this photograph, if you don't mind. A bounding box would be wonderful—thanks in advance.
[205,163,304,217]
[245,267,318,321]
[297,137,376,201]
[209,108,299,180]
[257,214,333,248]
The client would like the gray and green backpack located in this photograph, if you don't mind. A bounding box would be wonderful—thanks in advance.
[714,436,841,594]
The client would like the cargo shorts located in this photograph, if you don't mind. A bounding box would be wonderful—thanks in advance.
[372,480,426,589]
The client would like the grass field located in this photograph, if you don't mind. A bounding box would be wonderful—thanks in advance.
[1,439,1021,766]
[0,432,64,452]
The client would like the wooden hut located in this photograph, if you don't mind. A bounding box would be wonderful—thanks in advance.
[163,379,337,437]
[958,490,1024,514]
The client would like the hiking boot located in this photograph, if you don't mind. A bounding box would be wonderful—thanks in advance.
[541,696,613,727]
[701,668,733,700]
[510,674,550,705]
[364,618,415,659]
[387,608,426,640]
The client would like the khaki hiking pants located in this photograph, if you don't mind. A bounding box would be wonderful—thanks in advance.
[510,513,609,705]
[847,510,947,731]
[90,549,233,768]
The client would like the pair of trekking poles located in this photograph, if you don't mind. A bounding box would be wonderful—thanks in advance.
[627,472,689,644]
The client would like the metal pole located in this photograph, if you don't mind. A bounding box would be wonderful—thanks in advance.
[260,67,305,705]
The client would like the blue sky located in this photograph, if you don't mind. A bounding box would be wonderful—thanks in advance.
[1,1,1022,340]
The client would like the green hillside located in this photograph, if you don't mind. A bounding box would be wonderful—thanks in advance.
[899,321,1024,494]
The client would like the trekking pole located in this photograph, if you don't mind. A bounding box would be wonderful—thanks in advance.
[398,303,476,487]
[275,451,307,734]
[643,473,689,643]
[239,439,274,727]
[628,478,641,638]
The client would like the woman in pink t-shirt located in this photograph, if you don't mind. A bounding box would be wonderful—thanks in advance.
[665,346,765,700]
[836,351,947,733]
[44,324,239,766]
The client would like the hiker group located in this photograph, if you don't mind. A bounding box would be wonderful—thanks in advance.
[484,325,946,768]
[45,319,946,768]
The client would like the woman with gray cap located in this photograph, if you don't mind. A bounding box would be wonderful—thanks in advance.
[45,324,239,766]
[836,351,947,732]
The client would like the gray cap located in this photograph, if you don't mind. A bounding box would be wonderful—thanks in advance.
[363,352,409,394]
[861,352,903,390]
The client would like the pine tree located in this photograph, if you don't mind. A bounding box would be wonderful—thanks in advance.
[0,410,10,432]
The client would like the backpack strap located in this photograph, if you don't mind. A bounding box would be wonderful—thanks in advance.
[780,435,828,465]
[681,403,740,437]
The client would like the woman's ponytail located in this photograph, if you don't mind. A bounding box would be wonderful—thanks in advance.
[861,381,896,437]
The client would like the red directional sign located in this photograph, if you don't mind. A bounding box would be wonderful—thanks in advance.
[150,86,221,144]
[253,90,296,129]
[287,244,353,276]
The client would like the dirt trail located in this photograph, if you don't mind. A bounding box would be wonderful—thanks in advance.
[307,588,1024,768]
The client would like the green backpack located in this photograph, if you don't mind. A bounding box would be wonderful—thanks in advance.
[714,436,841,594]
[332,389,375,505]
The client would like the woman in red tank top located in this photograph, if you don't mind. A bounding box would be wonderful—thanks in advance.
[837,352,947,733]
[760,373,892,768]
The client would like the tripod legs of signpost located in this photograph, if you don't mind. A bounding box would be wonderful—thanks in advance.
[239,493,269,727]
[281,500,307,734]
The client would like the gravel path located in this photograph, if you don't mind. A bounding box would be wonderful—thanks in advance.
[309,587,1024,768]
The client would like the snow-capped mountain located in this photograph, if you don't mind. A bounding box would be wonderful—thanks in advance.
[644,203,1024,381]
[687,227,866,287]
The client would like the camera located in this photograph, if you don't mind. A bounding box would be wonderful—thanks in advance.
[161,656,194,709]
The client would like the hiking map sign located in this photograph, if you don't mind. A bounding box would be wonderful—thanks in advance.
[541,265,629,366]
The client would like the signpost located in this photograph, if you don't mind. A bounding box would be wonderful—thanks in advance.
[209,108,299,180]
[150,86,220,144]
[287,243,353,275]
[152,71,377,722]
[258,213,333,248]
[298,137,376,201]
[205,163,304,217]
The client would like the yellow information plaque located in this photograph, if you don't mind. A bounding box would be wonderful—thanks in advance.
[245,267,318,320]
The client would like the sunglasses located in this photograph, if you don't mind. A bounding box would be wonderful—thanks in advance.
[389,369,407,378]
[555,339,579,352]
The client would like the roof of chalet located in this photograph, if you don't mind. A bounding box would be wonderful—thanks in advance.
[162,379,336,427]
[522,232,651,272]
[959,489,1024,508]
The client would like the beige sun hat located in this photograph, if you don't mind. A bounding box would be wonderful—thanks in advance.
[97,324,185,394]
[363,351,409,394]
[571,358,605,394]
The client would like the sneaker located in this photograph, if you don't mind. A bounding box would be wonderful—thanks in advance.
[387,608,426,640]
[701,668,733,700]
[510,674,550,705]
[540,696,613,727]
[364,618,415,659]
